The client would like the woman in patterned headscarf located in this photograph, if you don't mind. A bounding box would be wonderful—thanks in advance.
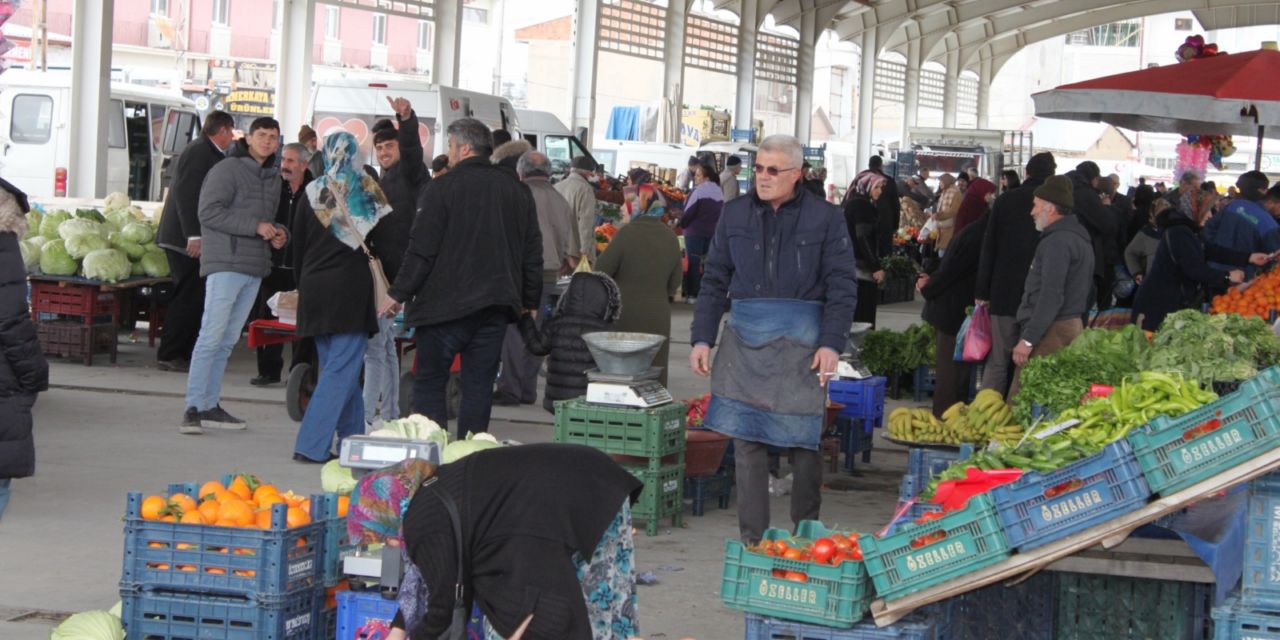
[348,444,643,640]
[843,172,887,326]
[289,131,393,463]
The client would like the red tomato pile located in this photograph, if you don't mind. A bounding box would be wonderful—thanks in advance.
[750,532,863,583]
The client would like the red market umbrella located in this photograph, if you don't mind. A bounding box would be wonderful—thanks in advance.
[1032,48,1280,169]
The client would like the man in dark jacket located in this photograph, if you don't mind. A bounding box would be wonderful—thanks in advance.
[1010,176,1094,397]
[974,152,1054,396]
[156,110,235,371]
[1067,161,1118,313]
[0,179,48,521]
[363,97,429,426]
[381,118,542,438]
[1203,171,1280,277]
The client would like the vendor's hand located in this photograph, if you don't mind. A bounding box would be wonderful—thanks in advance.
[916,274,929,291]
[186,238,201,258]
[257,221,280,241]
[379,295,403,318]
[1013,341,1033,367]
[974,298,988,306]
[1249,252,1270,266]
[872,270,886,284]
[385,629,407,640]
[1229,269,1246,284]
[690,344,712,377]
[387,95,412,121]
[811,346,840,387]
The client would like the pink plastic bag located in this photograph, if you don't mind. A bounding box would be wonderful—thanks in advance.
[962,305,992,363]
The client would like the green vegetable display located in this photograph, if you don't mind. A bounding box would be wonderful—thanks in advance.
[18,238,40,269]
[860,323,935,377]
[81,248,132,283]
[39,209,70,238]
[879,255,919,282]
[39,239,78,275]
[140,248,170,277]
[1143,310,1280,383]
[320,459,358,495]
[1012,325,1148,424]
[120,221,155,245]
[65,232,109,259]
[23,208,41,238]
[49,610,125,640]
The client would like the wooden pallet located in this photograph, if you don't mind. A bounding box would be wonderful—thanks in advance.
[869,444,1280,626]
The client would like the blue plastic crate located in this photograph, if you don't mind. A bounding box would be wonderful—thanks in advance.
[907,446,975,493]
[1244,472,1280,611]
[744,610,942,639]
[948,572,1056,640]
[318,493,354,588]
[837,416,880,471]
[829,377,888,420]
[685,472,732,516]
[336,590,400,640]
[120,586,321,640]
[913,367,936,402]
[990,440,1151,551]
[1214,596,1280,639]
[120,487,326,601]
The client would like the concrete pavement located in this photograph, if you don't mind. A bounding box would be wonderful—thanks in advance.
[0,300,930,639]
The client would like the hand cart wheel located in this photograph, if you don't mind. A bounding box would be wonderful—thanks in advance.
[286,361,318,422]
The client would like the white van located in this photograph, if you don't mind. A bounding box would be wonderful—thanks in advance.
[591,140,700,179]
[0,69,201,202]
[514,108,596,177]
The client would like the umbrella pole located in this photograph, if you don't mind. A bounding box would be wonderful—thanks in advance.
[1258,125,1265,171]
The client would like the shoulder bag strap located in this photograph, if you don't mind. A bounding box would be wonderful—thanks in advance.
[421,477,469,637]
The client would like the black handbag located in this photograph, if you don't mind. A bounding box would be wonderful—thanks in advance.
[422,478,470,640]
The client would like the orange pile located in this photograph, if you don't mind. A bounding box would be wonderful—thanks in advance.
[137,473,349,530]
[1210,269,1280,318]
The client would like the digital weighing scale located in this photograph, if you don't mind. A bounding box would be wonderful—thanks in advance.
[837,322,875,380]
[338,436,442,476]
[585,367,673,408]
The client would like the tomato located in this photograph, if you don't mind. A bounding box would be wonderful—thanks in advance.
[783,548,804,561]
[772,569,787,578]
[811,538,837,564]
[784,571,808,583]
[830,551,850,565]
[831,536,853,552]
[851,549,864,561]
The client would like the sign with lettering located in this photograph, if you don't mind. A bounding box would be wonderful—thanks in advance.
[749,575,829,611]
[894,532,976,577]
[1171,425,1248,473]
[1035,483,1110,525]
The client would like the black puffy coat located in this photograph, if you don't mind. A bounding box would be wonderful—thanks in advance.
[521,272,622,412]
[1,203,49,479]
[923,216,987,336]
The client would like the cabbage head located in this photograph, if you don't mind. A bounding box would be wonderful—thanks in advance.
[50,610,125,640]
[140,248,170,277]
[442,432,501,464]
[40,210,70,238]
[321,459,358,495]
[103,192,130,211]
[103,210,131,233]
[130,259,146,277]
[40,239,78,275]
[19,238,41,270]
[108,232,146,259]
[24,209,41,237]
[82,249,132,283]
[66,232,109,259]
[58,218,106,241]
[121,221,155,245]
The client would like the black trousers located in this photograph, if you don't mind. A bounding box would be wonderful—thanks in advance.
[734,438,822,545]
[854,280,879,328]
[156,250,205,363]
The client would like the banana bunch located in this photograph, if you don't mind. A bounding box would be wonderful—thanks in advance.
[888,407,945,442]
[888,389,1024,445]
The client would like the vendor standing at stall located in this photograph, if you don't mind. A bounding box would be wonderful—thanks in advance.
[690,134,857,545]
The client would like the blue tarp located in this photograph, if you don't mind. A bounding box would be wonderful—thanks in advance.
[1135,485,1248,605]
[606,106,640,141]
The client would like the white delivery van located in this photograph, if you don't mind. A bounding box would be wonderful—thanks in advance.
[0,69,201,202]
[310,79,528,168]
[591,140,700,180]
[514,108,597,177]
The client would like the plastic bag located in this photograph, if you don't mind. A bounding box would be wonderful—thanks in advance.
[918,217,938,244]
[953,313,971,362]
[962,304,992,363]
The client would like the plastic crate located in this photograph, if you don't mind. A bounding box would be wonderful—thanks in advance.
[554,399,686,458]
[990,439,1151,551]
[37,319,117,365]
[837,416,880,471]
[913,367,936,402]
[1214,596,1280,640]
[623,459,684,536]
[948,572,1056,640]
[879,278,916,305]
[335,590,400,640]
[30,280,120,320]
[907,446,975,492]
[860,494,1010,602]
[829,377,888,420]
[1244,472,1280,610]
[685,472,732,516]
[744,611,942,640]
[1127,383,1280,496]
[1055,573,1206,640]
[120,488,326,600]
[120,586,321,640]
[318,493,354,588]
[721,520,873,628]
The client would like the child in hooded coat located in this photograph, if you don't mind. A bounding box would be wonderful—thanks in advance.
[519,272,622,412]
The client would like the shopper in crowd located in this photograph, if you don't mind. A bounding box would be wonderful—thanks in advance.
[1009,176,1093,397]
[720,155,743,202]
[491,129,513,147]
[1168,170,1203,216]
[802,162,824,198]
[1129,181,1157,243]
[901,176,930,209]
[913,167,935,204]
[956,173,971,193]
[1131,207,1266,331]
[298,124,325,178]
[676,155,701,192]
[975,153,1054,396]
[679,161,724,305]
[180,117,286,434]
[596,183,683,387]
[952,177,997,239]
[492,139,532,174]
[382,118,542,438]
[430,154,450,177]
[934,173,963,252]
[494,151,577,407]
[1000,170,1021,194]
[691,134,857,545]
[289,132,390,462]
[557,155,600,266]
[1066,161,1119,312]
[348,444,643,640]
[899,190,927,230]
[626,167,652,186]
[843,155,899,257]
[0,179,48,521]
[1124,199,1171,289]
[1204,171,1280,278]
[521,272,623,412]
[843,172,886,327]
[1263,185,1280,219]
[918,196,987,418]
[250,142,314,387]
[156,110,236,373]
[362,97,430,426]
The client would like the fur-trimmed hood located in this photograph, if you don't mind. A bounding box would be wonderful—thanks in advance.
[491,139,533,165]
[0,188,26,236]
[554,271,622,323]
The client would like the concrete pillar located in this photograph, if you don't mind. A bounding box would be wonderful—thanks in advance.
[663,0,688,144]
[735,0,760,135]
[276,0,315,145]
[901,39,921,149]
[569,0,600,143]
[942,50,959,129]
[433,0,463,87]
[855,28,876,173]
[977,58,992,129]
[793,9,817,144]
[68,0,112,198]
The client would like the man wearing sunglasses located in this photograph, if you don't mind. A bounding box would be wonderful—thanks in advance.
[689,134,858,545]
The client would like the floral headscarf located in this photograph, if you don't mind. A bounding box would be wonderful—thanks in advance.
[347,458,436,547]
[854,172,887,197]
[627,183,667,219]
[305,131,393,250]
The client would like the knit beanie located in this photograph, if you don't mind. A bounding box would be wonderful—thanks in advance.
[1025,152,1056,179]
[1034,175,1075,212]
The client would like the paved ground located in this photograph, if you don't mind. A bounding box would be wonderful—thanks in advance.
[0,300,930,639]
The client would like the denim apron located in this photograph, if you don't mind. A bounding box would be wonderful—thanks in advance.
[703,299,826,450]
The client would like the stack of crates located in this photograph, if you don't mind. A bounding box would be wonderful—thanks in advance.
[828,377,886,470]
[118,486,328,640]
[1213,471,1280,638]
[896,445,974,524]
[1057,573,1211,640]
[30,279,120,365]
[554,399,686,535]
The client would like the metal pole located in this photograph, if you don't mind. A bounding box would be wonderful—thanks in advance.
[38,0,48,71]
[1258,124,1265,171]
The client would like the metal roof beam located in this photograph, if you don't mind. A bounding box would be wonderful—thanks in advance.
[1194,3,1280,30]
[942,0,1149,66]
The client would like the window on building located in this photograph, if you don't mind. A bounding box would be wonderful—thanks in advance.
[1065,20,1140,47]
[1175,18,1192,31]
[212,0,229,25]
[325,6,340,39]
[373,14,386,45]
[418,20,432,51]
[464,7,488,24]
[10,94,53,144]
[150,0,168,14]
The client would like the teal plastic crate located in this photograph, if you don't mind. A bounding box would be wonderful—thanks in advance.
[554,399,686,458]
[744,611,942,639]
[1127,385,1280,496]
[623,459,685,536]
[721,520,873,628]
[1056,572,1209,640]
[1244,472,1280,611]
[1215,596,1280,639]
[860,494,1010,602]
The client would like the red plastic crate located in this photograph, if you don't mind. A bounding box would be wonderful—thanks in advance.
[30,280,120,321]
[36,319,117,365]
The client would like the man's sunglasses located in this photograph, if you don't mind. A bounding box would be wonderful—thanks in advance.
[752,164,800,176]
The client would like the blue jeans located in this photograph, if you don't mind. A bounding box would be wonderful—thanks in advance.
[683,235,711,299]
[0,478,10,521]
[295,333,368,461]
[185,272,261,411]
[412,309,508,438]
[363,314,400,423]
